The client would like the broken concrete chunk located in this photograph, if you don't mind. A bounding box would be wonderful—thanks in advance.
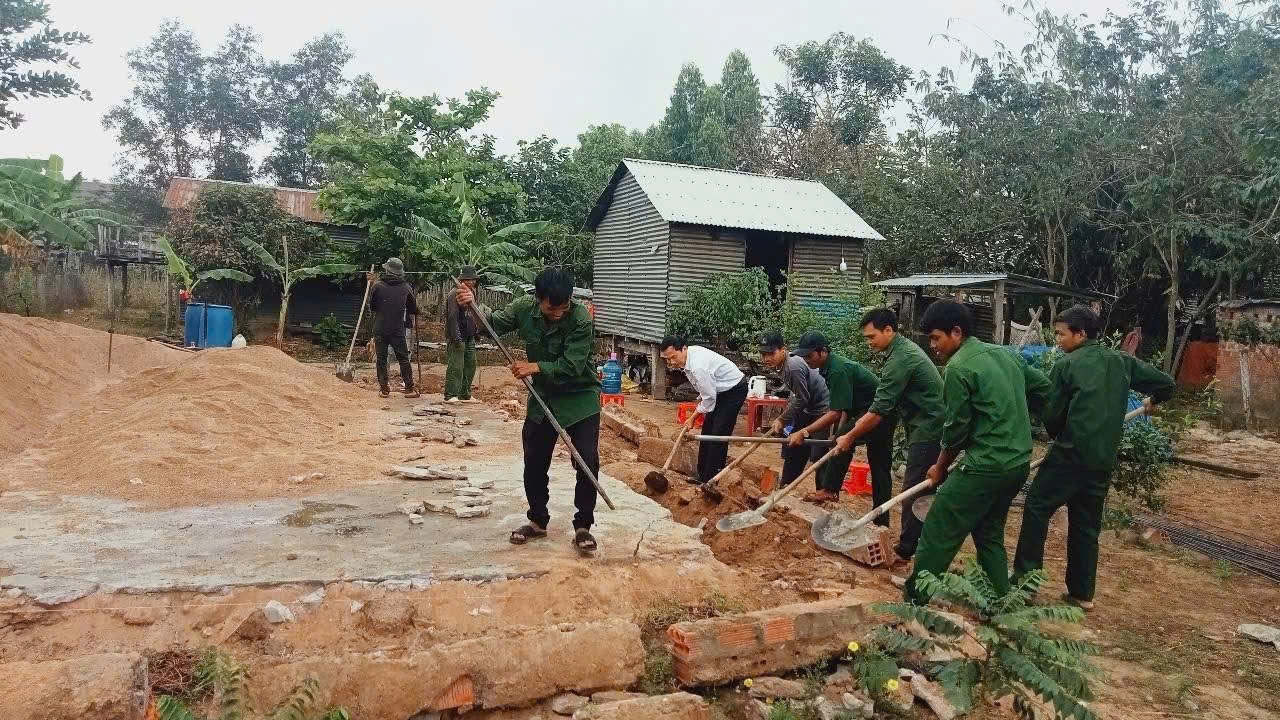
[414,404,456,417]
[391,465,467,482]
[590,691,647,704]
[469,478,494,489]
[551,693,589,715]
[298,587,326,607]
[262,600,295,624]
[308,472,325,480]
[409,514,424,525]
[452,496,492,508]
[448,506,490,518]
[1239,623,1280,649]
[234,610,273,640]
[455,417,473,426]
[4,588,23,599]
[911,676,960,720]
[454,487,484,497]
[349,600,364,614]
[746,676,806,700]
[571,693,710,720]
[398,500,426,515]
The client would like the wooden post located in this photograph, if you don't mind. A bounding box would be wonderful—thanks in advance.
[650,342,669,401]
[991,279,1007,344]
[104,263,115,316]
[120,263,130,309]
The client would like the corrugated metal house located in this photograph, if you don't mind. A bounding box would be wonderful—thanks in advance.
[585,159,883,396]
[162,177,369,331]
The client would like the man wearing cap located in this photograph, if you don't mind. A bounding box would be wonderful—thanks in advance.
[759,332,831,487]
[833,308,944,562]
[789,331,891,505]
[369,257,419,399]
[444,266,482,403]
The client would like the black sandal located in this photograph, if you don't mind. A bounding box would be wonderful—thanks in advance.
[509,523,547,545]
[573,528,598,554]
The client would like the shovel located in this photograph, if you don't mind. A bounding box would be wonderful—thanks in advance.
[644,422,693,494]
[908,403,1151,522]
[716,445,840,532]
[456,278,615,510]
[336,265,375,382]
[693,434,835,447]
[698,430,778,504]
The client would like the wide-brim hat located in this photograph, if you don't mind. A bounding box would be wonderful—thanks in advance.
[382,257,405,276]
[458,265,479,281]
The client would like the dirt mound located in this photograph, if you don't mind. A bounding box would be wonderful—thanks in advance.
[17,342,398,506]
[0,313,178,455]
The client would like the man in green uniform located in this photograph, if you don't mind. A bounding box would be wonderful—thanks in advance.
[905,300,1050,604]
[456,269,602,554]
[1013,305,1175,609]
[789,331,893,505]
[834,308,944,556]
[443,265,481,403]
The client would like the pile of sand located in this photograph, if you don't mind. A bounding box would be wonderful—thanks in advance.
[0,314,176,455]
[30,345,398,505]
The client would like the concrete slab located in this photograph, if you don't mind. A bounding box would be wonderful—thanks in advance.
[0,403,713,601]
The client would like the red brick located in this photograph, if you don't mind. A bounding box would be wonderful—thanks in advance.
[431,674,475,710]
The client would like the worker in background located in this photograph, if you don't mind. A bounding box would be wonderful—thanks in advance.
[444,265,481,404]
[904,300,1050,604]
[660,336,748,483]
[789,331,893,506]
[1013,305,1175,610]
[456,269,602,554]
[833,308,944,560]
[369,257,419,399]
[758,332,830,487]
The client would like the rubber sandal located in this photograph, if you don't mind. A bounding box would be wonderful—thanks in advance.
[404,391,421,399]
[509,524,547,545]
[573,528,597,554]
[379,389,390,398]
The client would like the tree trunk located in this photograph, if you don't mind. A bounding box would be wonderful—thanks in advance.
[1163,236,1179,372]
[1171,272,1224,378]
[276,291,289,347]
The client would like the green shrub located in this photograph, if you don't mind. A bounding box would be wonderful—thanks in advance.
[1113,419,1174,512]
[867,562,1101,720]
[667,269,775,350]
[313,313,346,350]
[156,649,348,720]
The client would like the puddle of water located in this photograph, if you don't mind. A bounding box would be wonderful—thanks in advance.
[282,501,357,528]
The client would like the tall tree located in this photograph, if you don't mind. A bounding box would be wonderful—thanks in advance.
[658,63,707,164]
[102,20,206,190]
[261,32,352,188]
[200,24,264,182]
[719,50,765,170]
[0,0,91,130]
[312,88,521,268]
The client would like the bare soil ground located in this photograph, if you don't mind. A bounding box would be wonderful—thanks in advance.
[4,312,1279,719]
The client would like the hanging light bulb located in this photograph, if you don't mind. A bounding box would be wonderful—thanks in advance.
[839,256,848,272]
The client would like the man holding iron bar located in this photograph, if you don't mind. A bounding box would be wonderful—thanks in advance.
[455,268,602,554]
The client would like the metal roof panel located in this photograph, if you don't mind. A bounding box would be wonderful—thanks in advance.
[591,159,883,240]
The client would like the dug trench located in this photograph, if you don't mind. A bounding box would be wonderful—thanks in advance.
[1,314,879,720]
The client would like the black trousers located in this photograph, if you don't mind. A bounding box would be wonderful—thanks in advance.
[896,440,941,559]
[522,413,600,530]
[780,412,829,486]
[866,417,898,527]
[374,332,414,391]
[695,380,749,483]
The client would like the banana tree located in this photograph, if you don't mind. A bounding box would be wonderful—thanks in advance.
[238,233,356,346]
[0,156,129,250]
[394,181,547,287]
[157,235,252,296]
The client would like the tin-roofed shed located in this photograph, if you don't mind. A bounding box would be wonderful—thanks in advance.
[585,159,883,397]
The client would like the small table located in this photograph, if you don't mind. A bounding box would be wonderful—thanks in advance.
[745,396,787,433]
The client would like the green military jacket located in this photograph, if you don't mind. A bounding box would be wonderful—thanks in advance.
[941,337,1051,474]
[821,352,879,417]
[1044,340,1176,471]
[868,334,945,445]
[487,295,600,427]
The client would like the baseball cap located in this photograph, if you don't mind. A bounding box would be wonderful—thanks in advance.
[758,332,786,354]
[792,331,828,356]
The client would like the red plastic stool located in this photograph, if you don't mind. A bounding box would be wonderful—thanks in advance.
[676,402,704,427]
[842,462,872,496]
[745,396,787,432]
[601,393,624,408]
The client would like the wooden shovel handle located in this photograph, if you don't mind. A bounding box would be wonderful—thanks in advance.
[756,446,839,515]
[705,430,778,486]
[663,423,692,471]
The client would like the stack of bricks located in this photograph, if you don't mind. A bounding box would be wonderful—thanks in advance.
[666,598,870,686]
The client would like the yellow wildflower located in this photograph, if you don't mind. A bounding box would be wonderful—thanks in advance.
[743,678,754,688]
[847,641,860,653]
[885,678,900,692]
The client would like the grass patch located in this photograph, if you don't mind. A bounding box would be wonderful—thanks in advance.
[639,638,676,695]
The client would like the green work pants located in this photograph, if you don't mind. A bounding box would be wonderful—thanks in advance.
[1013,462,1109,601]
[445,340,477,400]
[905,463,1028,604]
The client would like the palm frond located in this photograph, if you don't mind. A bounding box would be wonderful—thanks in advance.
[491,220,552,239]
[238,236,285,276]
[870,600,967,637]
[0,196,92,249]
[0,164,60,192]
[934,659,981,713]
[157,236,194,288]
[64,208,133,226]
[196,268,254,286]
[292,263,357,283]
[869,625,938,654]
[155,696,198,720]
[995,646,1098,720]
[267,676,319,720]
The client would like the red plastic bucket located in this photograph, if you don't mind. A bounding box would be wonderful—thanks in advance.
[843,462,872,496]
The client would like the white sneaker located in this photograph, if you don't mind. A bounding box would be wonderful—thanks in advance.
[461,398,480,404]
[446,397,461,404]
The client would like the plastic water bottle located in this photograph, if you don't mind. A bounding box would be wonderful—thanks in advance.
[601,352,623,394]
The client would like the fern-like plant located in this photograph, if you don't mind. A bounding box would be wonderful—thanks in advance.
[867,562,1101,720]
[158,235,252,299]
[156,650,347,720]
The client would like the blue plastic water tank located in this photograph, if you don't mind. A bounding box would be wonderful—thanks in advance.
[183,302,235,348]
[601,352,623,394]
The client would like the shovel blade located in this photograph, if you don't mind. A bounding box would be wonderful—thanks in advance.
[716,510,766,532]
[335,364,354,382]
[644,471,669,494]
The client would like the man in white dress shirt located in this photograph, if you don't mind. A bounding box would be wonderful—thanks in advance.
[660,336,748,483]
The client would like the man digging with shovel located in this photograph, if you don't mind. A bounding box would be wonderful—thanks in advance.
[660,336,747,484]
[370,257,420,399]
[456,269,602,554]
[758,332,830,488]
[1012,305,1175,610]
[788,331,891,505]
[904,300,1050,605]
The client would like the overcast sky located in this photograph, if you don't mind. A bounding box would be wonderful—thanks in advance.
[0,0,1122,182]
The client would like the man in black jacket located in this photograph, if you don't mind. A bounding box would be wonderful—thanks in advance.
[370,257,419,398]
